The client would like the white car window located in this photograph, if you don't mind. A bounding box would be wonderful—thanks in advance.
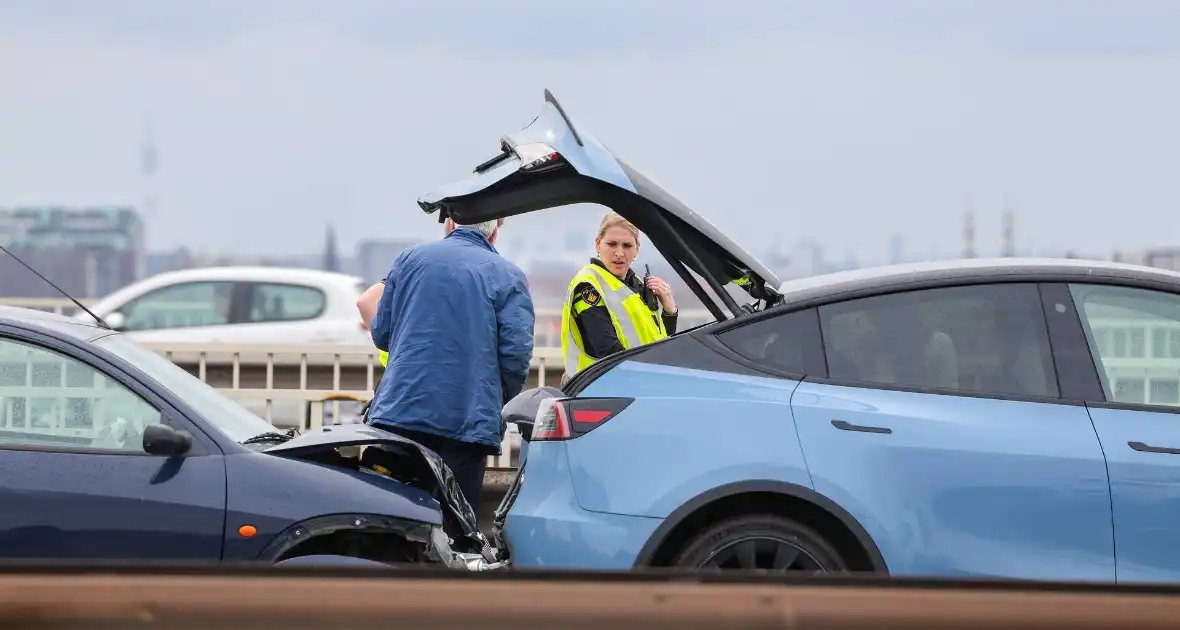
[120,281,235,331]
[0,336,164,452]
[246,283,326,323]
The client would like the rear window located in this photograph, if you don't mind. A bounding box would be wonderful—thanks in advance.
[245,283,327,323]
[715,308,825,376]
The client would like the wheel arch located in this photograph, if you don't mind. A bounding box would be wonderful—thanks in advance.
[632,480,889,573]
[255,513,436,563]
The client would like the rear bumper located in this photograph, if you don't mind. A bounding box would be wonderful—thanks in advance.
[499,441,661,570]
[503,507,662,570]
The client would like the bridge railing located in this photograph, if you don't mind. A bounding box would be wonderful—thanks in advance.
[0,297,98,315]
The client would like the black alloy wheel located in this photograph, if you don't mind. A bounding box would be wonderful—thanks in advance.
[672,514,846,574]
[696,535,827,572]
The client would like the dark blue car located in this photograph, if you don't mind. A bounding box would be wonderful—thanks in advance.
[0,305,500,569]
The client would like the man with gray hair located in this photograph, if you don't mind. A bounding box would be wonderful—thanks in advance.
[357,217,503,334]
[363,215,534,509]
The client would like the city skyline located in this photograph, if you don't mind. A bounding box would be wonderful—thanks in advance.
[2,204,1175,314]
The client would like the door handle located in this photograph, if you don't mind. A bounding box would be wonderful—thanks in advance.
[1128,441,1180,455]
[831,420,892,435]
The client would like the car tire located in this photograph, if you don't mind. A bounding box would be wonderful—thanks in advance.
[671,514,847,573]
[272,554,401,569]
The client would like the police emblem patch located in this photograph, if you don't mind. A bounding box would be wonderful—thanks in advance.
[581,287,601,306]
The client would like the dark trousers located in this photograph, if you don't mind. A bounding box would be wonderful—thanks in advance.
[381,426,490,511]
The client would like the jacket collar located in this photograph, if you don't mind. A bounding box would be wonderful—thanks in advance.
[447,226,498,253]
[590,258,660,311]
[590,258,640,289]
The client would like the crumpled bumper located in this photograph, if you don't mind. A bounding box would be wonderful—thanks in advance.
[428,525,508,571]
[262,425,513,570]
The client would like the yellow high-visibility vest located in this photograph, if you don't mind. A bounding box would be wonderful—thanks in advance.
[561,264,666,378]
[378,350,388,367]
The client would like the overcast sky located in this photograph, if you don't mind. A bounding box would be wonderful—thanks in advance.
[2,0,1179,264]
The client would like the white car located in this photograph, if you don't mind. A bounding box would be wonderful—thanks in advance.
[80,266,372,346]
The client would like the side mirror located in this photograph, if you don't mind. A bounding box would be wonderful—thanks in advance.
[143,423,193,456]
[502,387,564,443]
[104,311,126,331]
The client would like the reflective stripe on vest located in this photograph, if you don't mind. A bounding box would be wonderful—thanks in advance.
[561,264,666,378]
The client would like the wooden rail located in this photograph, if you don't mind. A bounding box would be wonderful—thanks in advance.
[0,567,1179,629]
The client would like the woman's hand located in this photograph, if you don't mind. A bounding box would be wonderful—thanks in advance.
[646,276,677,313]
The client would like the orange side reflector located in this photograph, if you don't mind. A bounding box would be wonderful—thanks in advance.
[238,525,257,538]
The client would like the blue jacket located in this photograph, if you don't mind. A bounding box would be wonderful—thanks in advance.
[368,227,535,452]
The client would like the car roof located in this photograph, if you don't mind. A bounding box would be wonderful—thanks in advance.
[83,265,367,318]
[131,266,362,285]
[0,305,110,342]
[775,257,1180,306]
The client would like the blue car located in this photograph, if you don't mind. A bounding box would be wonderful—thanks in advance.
[0,306,500,569]
[421,90,1180,583]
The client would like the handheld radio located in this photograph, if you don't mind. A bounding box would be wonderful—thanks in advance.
[640,264,659,311]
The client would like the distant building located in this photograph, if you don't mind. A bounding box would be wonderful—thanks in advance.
[1110,247,1180,272]
[0,206,145,299]
[144,248,198,276]
[1141,248,1180,272]
[889,233,905,265]
[322,224,340,272]
[356,238,423,282]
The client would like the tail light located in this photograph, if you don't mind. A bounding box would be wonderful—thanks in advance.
[515,143,568,174]
[531,397,634,442]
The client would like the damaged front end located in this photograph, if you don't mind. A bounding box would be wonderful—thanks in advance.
[261,425,509,571]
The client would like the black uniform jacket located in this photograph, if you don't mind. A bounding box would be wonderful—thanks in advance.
[569,258,678,359]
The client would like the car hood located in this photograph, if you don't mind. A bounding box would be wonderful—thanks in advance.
[262,424,489,554]
[416,89,783,318]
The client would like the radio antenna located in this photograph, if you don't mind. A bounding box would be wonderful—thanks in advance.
[0,243,111,329]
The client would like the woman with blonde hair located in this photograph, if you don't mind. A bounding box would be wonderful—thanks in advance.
[560,212,678,381]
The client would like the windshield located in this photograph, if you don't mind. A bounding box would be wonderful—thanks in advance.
[94,333,279,443]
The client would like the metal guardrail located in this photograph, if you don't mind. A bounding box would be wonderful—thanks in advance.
[0,297,99,313]
[4,567,1180,629]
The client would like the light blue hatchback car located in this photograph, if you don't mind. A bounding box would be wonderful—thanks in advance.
[420,90,1180,583]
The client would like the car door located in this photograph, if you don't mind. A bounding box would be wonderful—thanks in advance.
[1066,282,1180,583]
[110,280,247,343]
[0,330,226,561]
[789,282,1115,581]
